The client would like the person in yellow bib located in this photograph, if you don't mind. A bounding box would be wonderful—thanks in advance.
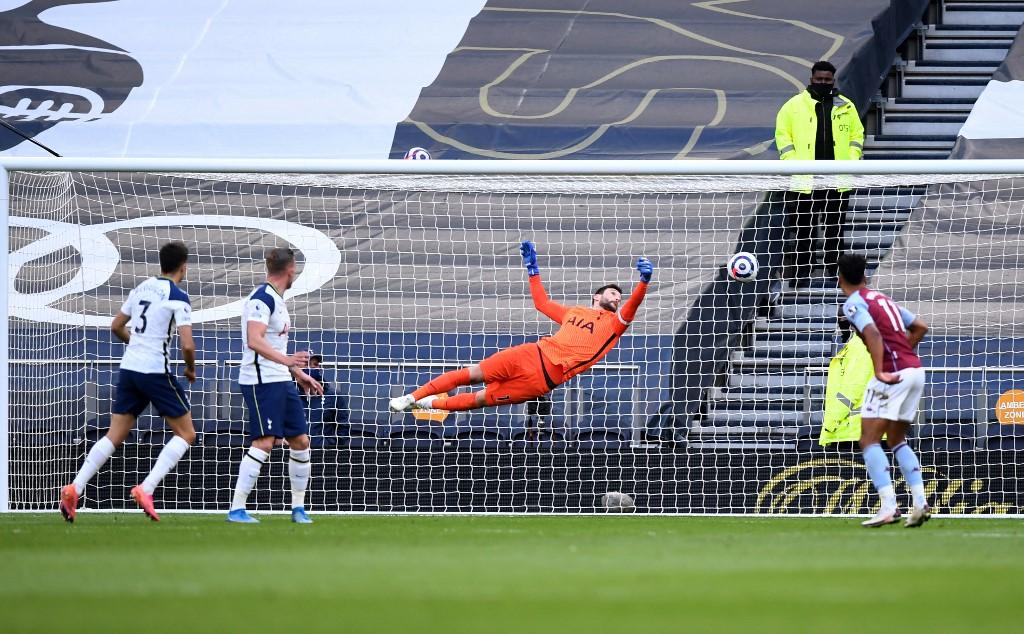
[820,314,874,447]
[775,60,864,287]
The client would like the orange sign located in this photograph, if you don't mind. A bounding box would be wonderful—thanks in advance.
[411,393,450,423]
[995,389,1024,425]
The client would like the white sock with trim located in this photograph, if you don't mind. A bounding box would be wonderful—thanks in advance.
[231,447,269,511]
[289,448,311,509]
[141,436,190,495]
[73,436,116,495]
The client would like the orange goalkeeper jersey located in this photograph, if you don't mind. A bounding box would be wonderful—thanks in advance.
[529,276,648,381]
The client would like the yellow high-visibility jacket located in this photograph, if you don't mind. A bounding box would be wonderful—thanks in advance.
[775,90,865,192]
[819,335,873,446]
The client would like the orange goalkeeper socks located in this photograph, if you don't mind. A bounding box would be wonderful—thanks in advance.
[412,368,472,400]
[431,392,479,411]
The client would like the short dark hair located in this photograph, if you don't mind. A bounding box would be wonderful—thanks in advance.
[593,283,623,296]
[811,60,836,75]
[837,253,867,285]
[266,247,296,275]
[159,241,189,274]
[310,354,323,364]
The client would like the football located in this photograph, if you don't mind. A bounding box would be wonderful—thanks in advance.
[601,491,636,512]
[404,147,431,160]
[727,251,759,283]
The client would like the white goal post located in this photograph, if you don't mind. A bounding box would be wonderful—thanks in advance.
[2,158,1024,516]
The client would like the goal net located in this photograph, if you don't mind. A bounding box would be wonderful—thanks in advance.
[3,164,1023,515]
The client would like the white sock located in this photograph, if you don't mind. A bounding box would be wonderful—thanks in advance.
[73,436,116,495]
[910,483,927,508]
[230,447,269,511]
[289,448,311,509]
[141,436,190,495]
[415,395,437,409]
[877,484,897,510]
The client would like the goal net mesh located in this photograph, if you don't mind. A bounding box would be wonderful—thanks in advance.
[6,169,1023,515]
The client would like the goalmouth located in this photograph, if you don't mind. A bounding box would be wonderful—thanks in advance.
[2,158,1023,516]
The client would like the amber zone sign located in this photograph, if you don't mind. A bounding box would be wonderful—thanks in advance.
[995,389,1024,425]
[411,393,451,423]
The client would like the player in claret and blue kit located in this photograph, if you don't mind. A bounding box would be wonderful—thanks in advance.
[838,253,932,528]
[60,242,197,523]
[390,241,651,413]
[227,248,323,524]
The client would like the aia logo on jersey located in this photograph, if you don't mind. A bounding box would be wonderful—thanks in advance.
[566,315,595,334]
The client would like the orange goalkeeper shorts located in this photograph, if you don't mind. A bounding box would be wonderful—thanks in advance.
[478,342,564,406]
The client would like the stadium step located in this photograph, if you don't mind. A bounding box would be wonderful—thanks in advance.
[753,318,835,333]
[730,353,831,369]
[881,115,967,136]
[685,428,799,451]
[771,301,847,322]
[904,61,1000,74]
[727,372,827,390]
[923,43,1013,62]
[845,219,910,236]
[707,390,814,408]
[942,2,1024,26]
[844,231,898,251]
[925,24,1021,38]
[847,192,920,211]
[883,98,975,113]
[900,78,988,98]
[864,134,956,150]
[742,340,835,358]
[752,326,837,345]
[862,150,950,160]
[709,385,825,400]
[777,286,845,301]
[702,409,821,427]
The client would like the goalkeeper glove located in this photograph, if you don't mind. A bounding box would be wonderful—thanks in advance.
[636,257,653,282]
[520,240,540,277]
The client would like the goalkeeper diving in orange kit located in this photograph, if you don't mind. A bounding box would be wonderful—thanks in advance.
[389,241,653,413]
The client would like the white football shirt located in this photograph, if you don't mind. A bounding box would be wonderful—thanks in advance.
[238,282,292,385]
[119,277,192,374]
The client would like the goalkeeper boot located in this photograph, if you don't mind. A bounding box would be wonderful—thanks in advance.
[388,394,415,412]
[904,504,932,528]
[131,485,160,522]
[226,509,260,524]
[861,506,901,528]
[59,484,78,523]
[291,507,314,524]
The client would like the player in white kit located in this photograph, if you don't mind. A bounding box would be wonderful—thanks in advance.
[227,247,323,524]
[839,253,932,528]
[60,242,196,522]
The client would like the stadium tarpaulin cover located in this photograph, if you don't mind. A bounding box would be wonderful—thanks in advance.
[392,0,928,159]
[950,27,1024,159]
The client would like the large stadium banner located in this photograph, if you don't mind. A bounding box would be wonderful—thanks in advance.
[392,0,928,159]
[0,0,485,158]
[0,0,929,161]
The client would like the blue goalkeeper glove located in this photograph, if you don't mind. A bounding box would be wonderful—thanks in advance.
[636,257,653,282]
[520,240,540,277]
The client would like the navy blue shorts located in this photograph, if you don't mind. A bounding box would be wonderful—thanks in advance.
[112,369,190,419]
[240,381,308,440]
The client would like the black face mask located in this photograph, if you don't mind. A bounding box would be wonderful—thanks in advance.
[808,83,835,100]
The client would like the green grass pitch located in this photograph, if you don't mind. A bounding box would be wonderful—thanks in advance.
[2,513,1021,633]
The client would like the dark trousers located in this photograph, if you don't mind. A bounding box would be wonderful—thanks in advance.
[785,189,849,283]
